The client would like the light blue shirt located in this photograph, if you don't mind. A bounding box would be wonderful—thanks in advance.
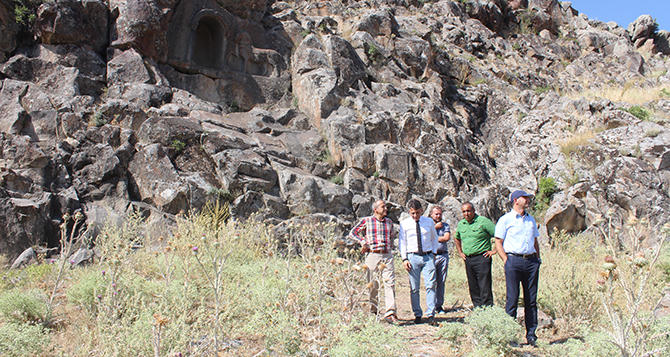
[399,216,439,260]
[436,222,450,253]
[494,210,539,255]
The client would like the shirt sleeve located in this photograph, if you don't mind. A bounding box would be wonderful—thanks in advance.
[454,222,461,240]
[444,223,451,233]
[349,219,366,243]
[399,221,407,260]
[483,217,496,237]
[532,218,540,238]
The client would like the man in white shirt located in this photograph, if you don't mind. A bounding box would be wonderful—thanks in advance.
[399,199,439,326]
[495,190,541,346]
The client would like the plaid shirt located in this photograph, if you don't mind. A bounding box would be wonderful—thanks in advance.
[349,216,395,251]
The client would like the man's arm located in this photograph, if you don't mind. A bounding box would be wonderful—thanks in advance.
[534,236,541,261]
[438,224,451,243]
[399,222,412,271]
[430,223,438,254]
[350,219,369,253]
[454,235,466,260]
[495,238,507,263]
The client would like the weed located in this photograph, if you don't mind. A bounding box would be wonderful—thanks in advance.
[366,42,379,60]
[558,131,594,157]
[660,88,670,98]
[301,28,311,37]
[535,85,552,95]
[89,112,107,127]
[292,95,299,107]
[328,314,405,356]
[170,140,186,152]
[465,306,522,355]
[534,177,557,213]
[0,322,50,356]
[206,187,240,202]
[0,289,50,324]
[593,216,670,357]
[512,42,522,51]
[329,174,344,185]
[519,112,528,120]
[372,171,380,178]
[620,105,650,121]
[227,101,242,113]
[471,78,486,86]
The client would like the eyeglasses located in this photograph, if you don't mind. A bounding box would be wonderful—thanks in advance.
[462,210,473,213]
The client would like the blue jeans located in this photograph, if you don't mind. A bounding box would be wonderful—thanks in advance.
[435,253,449,310]
[408,252,436,317]
[504,255,540,340]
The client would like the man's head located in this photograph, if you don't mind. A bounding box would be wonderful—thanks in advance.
[407,199,423,222]
[430,206,443,223]
[510,190,533,211]
[461,202,476,223]
[372,200,388,218]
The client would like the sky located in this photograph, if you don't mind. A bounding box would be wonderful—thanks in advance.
[569,0,669,32]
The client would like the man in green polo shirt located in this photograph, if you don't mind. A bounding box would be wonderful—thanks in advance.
[454,202,497,307]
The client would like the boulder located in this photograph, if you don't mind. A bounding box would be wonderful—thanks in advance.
[230,190,289,221]
[35,0,109,53]
[627,15,657,48]
[0,190,55,259]
[272,161,353,217]
[0,0,19,61]
[127,144,187,214]
[544,192,587,234]
[655,30,670,55]
[322,35,367,88]
[291,35,341,126]
[355,9,398,38]
[107,48,152,85]
[374,143,415,185]
[97,100,148,131]
[0,80,32,138]
[106,83,173,110]
[137,116,204,147]
[110,0,179,62]
[323,112,365,167]
[213,149,277,193]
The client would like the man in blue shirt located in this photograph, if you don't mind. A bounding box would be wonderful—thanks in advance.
[495,190,541,346]
[430,206,451,314]
[399,199,439,326]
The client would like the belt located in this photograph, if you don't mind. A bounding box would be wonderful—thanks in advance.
[436,251,448,254]
[410,251,432,256]
[371,249,389,254]
[508,252,536,259]
[466,252,485,258]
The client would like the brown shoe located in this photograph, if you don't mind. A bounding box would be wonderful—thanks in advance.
[384,315,399,324]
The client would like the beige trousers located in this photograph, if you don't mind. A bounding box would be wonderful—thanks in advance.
[365,252,396,317]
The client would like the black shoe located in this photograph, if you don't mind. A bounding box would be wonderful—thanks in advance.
[414,316,421,324]
[427,316,438,326]
[527,336,537,346]
[434,307,443,314]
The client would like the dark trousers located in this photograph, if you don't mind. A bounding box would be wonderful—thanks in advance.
[464,253,493,308]
[504,255,540,339]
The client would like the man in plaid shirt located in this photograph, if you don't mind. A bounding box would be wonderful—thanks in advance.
[349,199,398,323]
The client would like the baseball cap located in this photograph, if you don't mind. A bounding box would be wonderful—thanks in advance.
[510,190,534,203]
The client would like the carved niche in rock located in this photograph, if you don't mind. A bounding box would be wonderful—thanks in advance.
[167,0,282,78]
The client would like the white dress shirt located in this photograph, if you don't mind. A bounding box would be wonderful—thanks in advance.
[494,210,540,255]
[399,215,439,260]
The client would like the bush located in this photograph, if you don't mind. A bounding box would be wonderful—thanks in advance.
[621,105,650,121]
[465,306,522,355]
[0,289,50,324]
[534,176,558,213]
[329,175,344,185]
[328,314,405,357]
[0,322,50,356]
[67,270,107,316]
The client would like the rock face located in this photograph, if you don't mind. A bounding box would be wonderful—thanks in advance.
[1,0,670,259]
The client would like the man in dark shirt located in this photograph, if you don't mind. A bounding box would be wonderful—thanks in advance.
[349,199,398,323]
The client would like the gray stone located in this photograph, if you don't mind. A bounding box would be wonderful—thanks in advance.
[107,48,152,86]
[35,0,109,53]
[545,192,587,234]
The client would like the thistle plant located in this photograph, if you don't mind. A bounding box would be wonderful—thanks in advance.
[594,212,670,357]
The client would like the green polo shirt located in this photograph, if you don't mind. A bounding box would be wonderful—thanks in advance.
[454,215,496,256]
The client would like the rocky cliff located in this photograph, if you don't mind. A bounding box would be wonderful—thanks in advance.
[1,0,670,258]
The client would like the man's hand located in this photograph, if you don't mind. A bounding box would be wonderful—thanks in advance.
[361,243,370,254]
[459,252,467,260]
[435,221,443,230]
[403,260,412,271]
[483,250,496,258]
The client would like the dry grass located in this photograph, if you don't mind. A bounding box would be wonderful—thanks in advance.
[565,83,670,105]
[556,130,595,157]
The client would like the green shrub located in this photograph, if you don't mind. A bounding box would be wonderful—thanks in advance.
[67,270,107,315]
[169,140,186,152]
[0,289,50,324]
[620,105,650,121]
[534,177,558,213]
[465,306,522,355]
[328,314,405,357]
[0,322,50,356]
[329,175,344,185]
[89,112,107,127]
[435,322,466,344]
